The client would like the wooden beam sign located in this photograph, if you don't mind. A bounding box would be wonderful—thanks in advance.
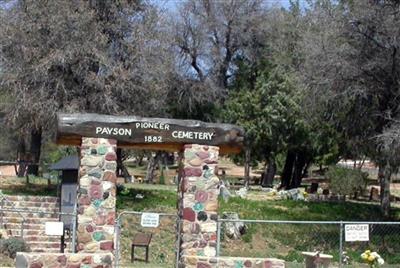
[56,113,244,154]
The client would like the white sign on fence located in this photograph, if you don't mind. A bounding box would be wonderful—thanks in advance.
[345,224,369,242]
[45,221,64,236]
[140,213,160,228]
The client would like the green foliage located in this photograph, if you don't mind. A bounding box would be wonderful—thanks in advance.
[40,143,76,171]
[159,164,165,185]
[116,187,177,212]
[283,250,303,262]
[116,184,130,196]
[219,196,395,221]
[1,180,57,196]
[224,63,305,163]
[241,225,256,243]
[310,123,342,167]
[0,119,18,161]
[326,166,368,196]
[0,238,29,258]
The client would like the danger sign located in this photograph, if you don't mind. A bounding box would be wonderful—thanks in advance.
[345,224,369,242]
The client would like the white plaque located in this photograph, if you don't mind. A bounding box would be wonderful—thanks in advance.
[45,222,64,236]
[345,224,369,241]
[140,213,160,228]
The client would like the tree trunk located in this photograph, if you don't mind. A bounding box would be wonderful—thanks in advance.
[17,136,27,177]
[145,152,161,184]
[378,164,384,203]
[381,163,391,218]
[281,150,296,189]
[244,147,251,188]
[289,151,307,189]
[136,154,144,166]
[116,148,123,177]
[28,128,42,176]
[116,148,132,183]
[302,160,311,178]
[177,151,184,209]
[261,156,275,187]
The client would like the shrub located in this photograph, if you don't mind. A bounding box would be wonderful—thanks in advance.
[159,165,165,185]
[0,237,30,258]
[116,184,129,196]
[326,166,368,197]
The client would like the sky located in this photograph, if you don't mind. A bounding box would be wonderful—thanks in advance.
[155,0,301,12]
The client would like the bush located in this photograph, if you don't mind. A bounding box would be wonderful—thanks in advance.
[116,184,129,195]
[326,166,368,196]
[0,237,30,258]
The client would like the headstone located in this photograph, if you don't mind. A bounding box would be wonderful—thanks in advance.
[222,212,246,239]
[369,187,380,201]
[310,183,319,193]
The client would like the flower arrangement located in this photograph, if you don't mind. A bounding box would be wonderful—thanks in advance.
[361,250,384,267]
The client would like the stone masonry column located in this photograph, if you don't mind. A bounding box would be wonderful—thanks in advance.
[77,138,117,253]
[180,144,220,258]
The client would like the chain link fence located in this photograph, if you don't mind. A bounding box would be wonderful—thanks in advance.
[342,222,400,267]
[217,219,400,267]
[2,199,397,268]
[112,213,400,267]
[0,207,77,253]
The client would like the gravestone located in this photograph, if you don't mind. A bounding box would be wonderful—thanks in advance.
[370,187,380,201]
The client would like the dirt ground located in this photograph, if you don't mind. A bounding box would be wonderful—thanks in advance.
[218,157,262,178]
[2,164,400,196]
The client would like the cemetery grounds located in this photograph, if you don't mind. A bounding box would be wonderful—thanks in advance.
[0,161,400,267]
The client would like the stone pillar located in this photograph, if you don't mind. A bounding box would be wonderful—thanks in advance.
[180,144,220,257]
[77,138,117,253]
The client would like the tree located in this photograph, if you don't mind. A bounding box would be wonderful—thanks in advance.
[168,0,266,121]
[301,0,400,216]
[225,60,307,187]
[224,2,326,189]
[0,0,173,174]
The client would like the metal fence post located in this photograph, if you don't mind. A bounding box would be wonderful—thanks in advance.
[216,220,221,257]
[71,201,78,253]
[175,218,181,268]
[1,198,4,227]
[20,218,25,239]
[115,217,121,268]
[339,221,343,268]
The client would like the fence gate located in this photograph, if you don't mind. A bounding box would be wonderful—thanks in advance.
[115,211,180,268]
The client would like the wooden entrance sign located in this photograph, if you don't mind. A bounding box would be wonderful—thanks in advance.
[56,113,244,154]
